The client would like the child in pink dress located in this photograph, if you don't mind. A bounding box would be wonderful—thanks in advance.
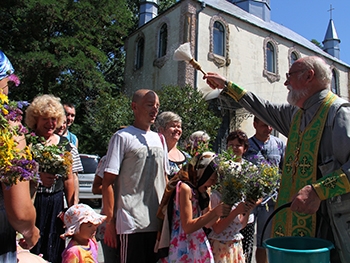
[162,152,231,263]
[61,204,106,263]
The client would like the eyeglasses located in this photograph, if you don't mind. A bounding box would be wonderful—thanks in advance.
[286,69,306,79]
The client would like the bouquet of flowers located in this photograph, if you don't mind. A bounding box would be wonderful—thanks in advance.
[26,133,72,177]
[244,163,280,202]
[217,148,280,205]
[216,149,257,205]
[0,74,39,187]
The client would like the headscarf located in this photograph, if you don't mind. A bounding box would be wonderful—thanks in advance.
[194,151,217,188]
[0,50,14,80]
[157,151,217,220]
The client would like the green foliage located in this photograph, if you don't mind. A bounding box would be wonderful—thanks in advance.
[0,0,135,103]
[158,0,177,14]
[77,91,133,156]
[79,84,222,156]
[157,85,222,150]
[311,39,323,49]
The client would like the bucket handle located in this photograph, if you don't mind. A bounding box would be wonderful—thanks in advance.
[260,201,291,246]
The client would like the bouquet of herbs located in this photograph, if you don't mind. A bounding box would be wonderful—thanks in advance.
[0,74,40,187]
[26,133,72,177]
[244,162,280,202]
[216,148,280,205]
[216,148,256,205]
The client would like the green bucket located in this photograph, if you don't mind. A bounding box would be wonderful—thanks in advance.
[263,236,334,263]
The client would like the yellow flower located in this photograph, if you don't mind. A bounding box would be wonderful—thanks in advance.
[42,152,51,159]
[0,93,39,187]
[24,146,33,160]
[0,93,9,104]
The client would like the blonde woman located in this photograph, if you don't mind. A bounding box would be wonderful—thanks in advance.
[26,94,74,263]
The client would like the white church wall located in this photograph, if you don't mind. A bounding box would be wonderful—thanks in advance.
[124,4,183,95]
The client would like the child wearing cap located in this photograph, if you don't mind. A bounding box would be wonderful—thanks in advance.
[61,204,106,263]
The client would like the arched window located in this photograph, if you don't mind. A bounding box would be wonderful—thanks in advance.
[331,69,339,94]
[136,37,144,70]
[290,52,298,65]
[158,23,167,58]
[263,38,279,82]
[213,21,225,56]
[266,42,276,73]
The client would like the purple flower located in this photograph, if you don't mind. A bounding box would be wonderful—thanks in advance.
[17,101,29,109]
[8,74,20,87]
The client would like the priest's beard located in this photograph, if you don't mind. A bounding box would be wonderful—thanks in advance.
[287,85,309,106]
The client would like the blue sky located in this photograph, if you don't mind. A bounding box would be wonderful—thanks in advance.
[270,1,350,65]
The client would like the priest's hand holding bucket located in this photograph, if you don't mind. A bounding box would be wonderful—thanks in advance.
[290,185,321,214]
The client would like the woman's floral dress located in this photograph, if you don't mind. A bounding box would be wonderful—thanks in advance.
[165,181,214,263]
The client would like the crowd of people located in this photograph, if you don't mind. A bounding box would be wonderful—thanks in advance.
[0,50,89,263]
[1,49,350,263]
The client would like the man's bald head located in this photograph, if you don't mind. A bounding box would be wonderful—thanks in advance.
[131,89,160,131]
[132,89,157,103]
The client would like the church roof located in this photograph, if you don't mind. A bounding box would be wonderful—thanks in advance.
[204,0,349,67]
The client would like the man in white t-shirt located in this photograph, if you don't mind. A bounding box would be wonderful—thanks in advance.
[102,89,169,263]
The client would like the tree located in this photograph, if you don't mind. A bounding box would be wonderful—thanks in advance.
[158,0,177,14]
[311,39,323,49]
[157,85,222,150]
[78,91,133,156]
[0,0,135,104]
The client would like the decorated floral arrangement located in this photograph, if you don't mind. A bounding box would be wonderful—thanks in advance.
[216,148,257,205]
[26,133,72,177]
[0,73,39,187]
[244,163,280,202]
[216,148,280,206]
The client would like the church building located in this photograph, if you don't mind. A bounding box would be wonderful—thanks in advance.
[123,0,349,148]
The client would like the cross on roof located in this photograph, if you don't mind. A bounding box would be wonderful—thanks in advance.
[328,4,335,19]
